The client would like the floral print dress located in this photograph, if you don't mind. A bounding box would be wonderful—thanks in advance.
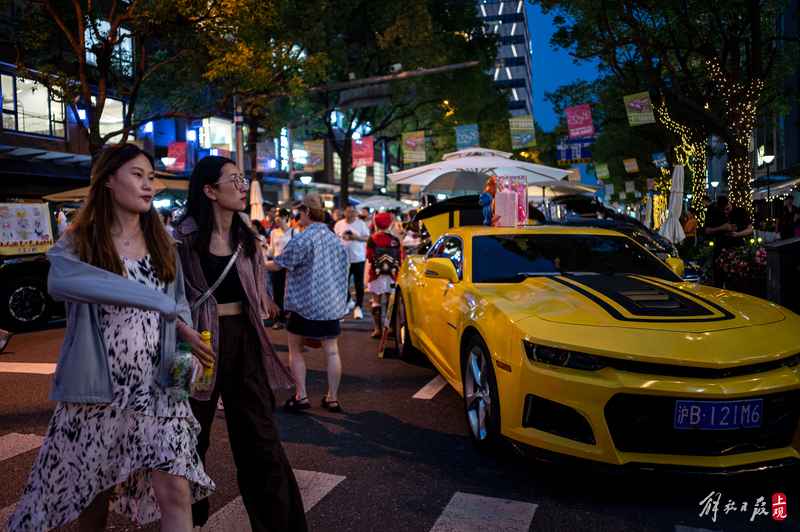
[8,255,214,531]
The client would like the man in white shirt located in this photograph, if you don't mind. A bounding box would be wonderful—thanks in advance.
[334,205,370,319]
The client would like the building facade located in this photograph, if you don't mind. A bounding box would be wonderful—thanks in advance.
[476,0,535,118]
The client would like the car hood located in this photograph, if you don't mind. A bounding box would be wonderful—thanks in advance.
[476,274,786,333]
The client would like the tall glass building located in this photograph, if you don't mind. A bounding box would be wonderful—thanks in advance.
[477,0,534,117]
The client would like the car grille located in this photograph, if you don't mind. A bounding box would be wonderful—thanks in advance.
[605,391,800,456]
[601,353,800,379]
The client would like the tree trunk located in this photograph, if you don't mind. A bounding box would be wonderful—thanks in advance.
[725,141,753,211]
[340,135,353,207]
[246,116,259,178]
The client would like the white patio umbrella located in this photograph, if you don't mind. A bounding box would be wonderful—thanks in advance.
[249,180,265,222]
[659,165,686,244]
[527,181,599,204]
[388,147,569,188]
[356,195,411,211]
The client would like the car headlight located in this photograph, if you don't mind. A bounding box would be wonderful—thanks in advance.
[523,341,606,371]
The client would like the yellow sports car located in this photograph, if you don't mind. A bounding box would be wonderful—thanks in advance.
[394,225,800,472]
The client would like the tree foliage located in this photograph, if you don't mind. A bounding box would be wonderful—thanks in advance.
[536,0,799,210]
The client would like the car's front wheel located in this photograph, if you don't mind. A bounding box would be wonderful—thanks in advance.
[461,335,502,452]
[394,291,416,359]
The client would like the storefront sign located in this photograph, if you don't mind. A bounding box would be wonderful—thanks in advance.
[625,180,635,193]
[256,140,276,172]
[595,163,610,179]
[565,104,595,138]
[652,152,668,168]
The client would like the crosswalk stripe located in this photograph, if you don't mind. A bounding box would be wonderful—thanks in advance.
[413,375,447,400]
[429,492,537,532]
[201,469,346,531]
[0,433,43,463]
[0,362,57,375]
[675,526,723,532]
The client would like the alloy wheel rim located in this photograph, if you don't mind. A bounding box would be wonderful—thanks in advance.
[464,346,491,440]
[9,286,46,322]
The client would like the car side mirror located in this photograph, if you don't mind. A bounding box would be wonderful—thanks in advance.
[665,256,685,278]
[425,257,459,283]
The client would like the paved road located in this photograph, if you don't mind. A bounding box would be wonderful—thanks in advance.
[0,325,796,531]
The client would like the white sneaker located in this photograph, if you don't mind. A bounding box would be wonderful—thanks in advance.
[353,306,364,320]
[346,300,356,312]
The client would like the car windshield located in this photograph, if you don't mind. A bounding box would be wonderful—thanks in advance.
[472,234,679,283]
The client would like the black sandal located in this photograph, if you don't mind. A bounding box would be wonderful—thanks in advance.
[284,396,311,413]
[321,397,342,413]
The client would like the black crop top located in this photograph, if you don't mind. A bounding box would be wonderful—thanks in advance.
[200,253,247,304]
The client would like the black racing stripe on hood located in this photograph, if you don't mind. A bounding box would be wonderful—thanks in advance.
[551,275,735,323]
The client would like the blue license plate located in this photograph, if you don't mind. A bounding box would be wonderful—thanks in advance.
[674,399,763,430]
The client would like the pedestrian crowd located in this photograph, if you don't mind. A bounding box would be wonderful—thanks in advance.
[7,144,415,532]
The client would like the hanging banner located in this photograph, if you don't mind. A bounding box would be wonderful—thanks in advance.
[455,124,480,149]
[652,152,668,168]
[509,115,536,149]
[402,131,426,163]
[618,191,627,200]
[0,203,54,256]
[352,136,374,168]
[646,178,655,191]
[605,183,615,196]
[623,158,639,173]
[624,92,656,126]
[304,140,325,172]
[167,141,187,172]
[595,163,610,180]
[556,137,593,163]
[625,180,636,193]
[565,104,595,139]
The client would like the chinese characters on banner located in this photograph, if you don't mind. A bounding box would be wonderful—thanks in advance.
[351,136,374,168]
[595,163,610,180]
[509,115,536,149]
[167,141,187,172]
[402,131,426,163]
[623,92,656,126]
[625,180,635,193]
[455,124,480,149]
[304,140,325,172]
[565,104,595,138]
[698,491,784,524]
[623,158,639,173]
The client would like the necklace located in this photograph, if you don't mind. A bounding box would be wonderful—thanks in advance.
[112,228,142,248]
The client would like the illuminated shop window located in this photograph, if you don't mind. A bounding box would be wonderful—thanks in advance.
[0,74,66,138]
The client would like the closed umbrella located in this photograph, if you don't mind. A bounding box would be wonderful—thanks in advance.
[249,180,265,222]
[659,165,685,244]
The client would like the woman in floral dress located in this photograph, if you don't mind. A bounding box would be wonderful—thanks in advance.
[8,144,215,531]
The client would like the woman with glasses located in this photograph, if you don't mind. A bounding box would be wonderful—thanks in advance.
[174,156,307,531]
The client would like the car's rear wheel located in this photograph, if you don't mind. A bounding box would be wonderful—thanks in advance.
[461,335,502,452]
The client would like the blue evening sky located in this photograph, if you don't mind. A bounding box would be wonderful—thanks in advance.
[526,3,601,132]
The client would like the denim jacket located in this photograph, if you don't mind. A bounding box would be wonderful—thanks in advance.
[47,233,192,404]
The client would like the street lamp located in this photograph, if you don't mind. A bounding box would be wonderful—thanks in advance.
[710,180,720,200]
[762,154,775,219]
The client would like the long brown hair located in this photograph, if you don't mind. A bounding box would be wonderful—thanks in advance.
[71,144,176,282]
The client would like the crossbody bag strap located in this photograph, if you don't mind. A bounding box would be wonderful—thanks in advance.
[191,243,242,311]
